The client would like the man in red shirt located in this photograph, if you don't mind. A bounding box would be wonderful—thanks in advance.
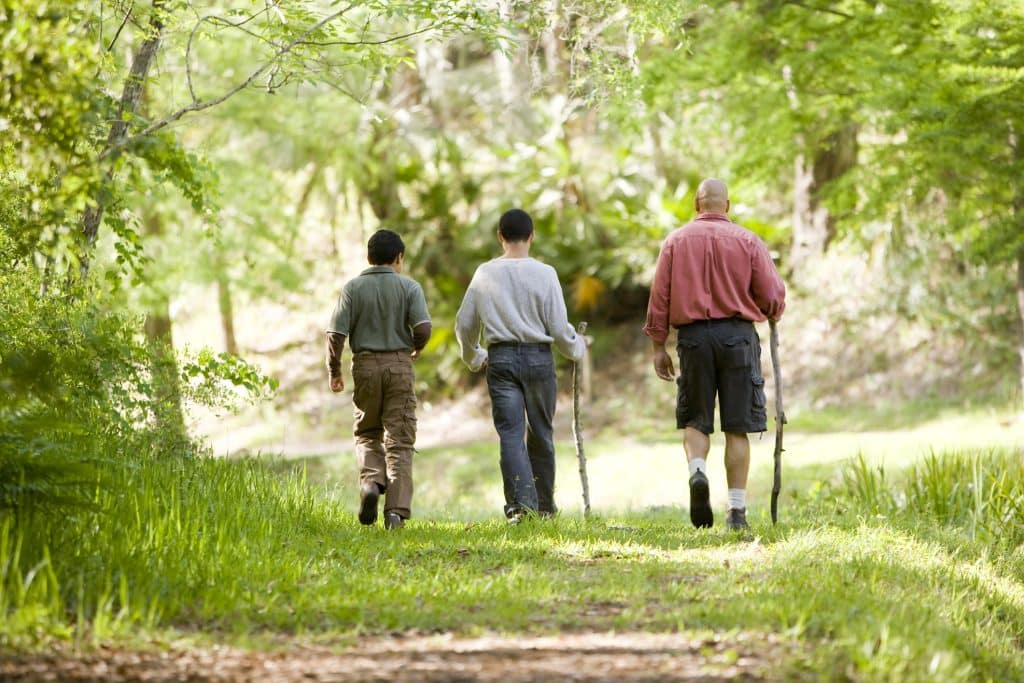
[644,178,786,531]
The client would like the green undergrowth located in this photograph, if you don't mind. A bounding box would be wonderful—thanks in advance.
[1,444,1022,681]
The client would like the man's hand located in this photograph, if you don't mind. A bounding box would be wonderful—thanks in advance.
[329,375,344,393]
[411,349,421,361]
[653,347,676,381]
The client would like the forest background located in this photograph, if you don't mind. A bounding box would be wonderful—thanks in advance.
[2,1,1024,681]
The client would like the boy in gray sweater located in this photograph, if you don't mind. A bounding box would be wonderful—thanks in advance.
[455,209,586,523]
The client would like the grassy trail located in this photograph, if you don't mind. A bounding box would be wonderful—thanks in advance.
[1,408,1022,681]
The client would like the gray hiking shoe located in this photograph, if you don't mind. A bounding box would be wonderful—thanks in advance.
[726,508,750,531]
[384,511,405,530]
[689,470,713,529]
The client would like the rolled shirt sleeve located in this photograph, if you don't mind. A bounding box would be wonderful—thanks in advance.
[750,242,786,321]
[643,240,674,345]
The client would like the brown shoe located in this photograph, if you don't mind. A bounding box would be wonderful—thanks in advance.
[726,508,750,531]
[358,482,380,525]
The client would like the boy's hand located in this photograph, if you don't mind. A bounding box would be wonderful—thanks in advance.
[329,375,344,392]
[411,349,421,361]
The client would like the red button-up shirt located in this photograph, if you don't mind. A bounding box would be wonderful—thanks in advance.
[643,213,786,345]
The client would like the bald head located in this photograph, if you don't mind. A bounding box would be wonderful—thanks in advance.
[695,178,729,214]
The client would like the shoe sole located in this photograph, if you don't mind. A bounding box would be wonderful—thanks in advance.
[358,487,379,525]
[689,477,713,529]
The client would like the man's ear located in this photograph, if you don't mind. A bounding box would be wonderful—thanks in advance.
[725,199,731,213]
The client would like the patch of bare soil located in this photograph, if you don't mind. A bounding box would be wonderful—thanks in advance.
[1,632,793,682]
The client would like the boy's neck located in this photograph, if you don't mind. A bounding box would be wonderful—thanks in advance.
[501,242,531,259]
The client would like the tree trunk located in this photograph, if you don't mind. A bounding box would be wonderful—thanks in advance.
[144,297,187,442]
[79,0,169,278]
[1017,249,1024,405]
[141,211,187,444]
[790,125,858,274]
[217,273,240,357]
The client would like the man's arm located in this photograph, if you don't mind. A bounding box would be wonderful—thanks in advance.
[454,275,488,371]
[750,241,786,321]
[644,241,676,381]
[326,332,346,392]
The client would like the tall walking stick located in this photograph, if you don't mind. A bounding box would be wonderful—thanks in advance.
[573,322,591,517]
[769,320,786,525]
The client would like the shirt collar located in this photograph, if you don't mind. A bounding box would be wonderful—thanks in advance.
[696,212,730,222]
[362,265,396,275]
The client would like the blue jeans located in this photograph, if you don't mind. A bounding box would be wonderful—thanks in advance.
[485,343,558,517]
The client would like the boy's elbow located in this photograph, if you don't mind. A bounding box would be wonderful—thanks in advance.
[413,321,432,349]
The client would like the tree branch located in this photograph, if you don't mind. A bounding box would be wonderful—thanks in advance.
[783,1,855,20]
[105,3,363,154]
[105,1,135,53]
[295,22,442,47]
[80,0,169,278]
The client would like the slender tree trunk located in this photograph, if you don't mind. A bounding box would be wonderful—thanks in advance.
[79,0,169,278]
[790,125,858,274]
[144,297,187,442]
[141,211,187,444]
[217,273,239,357]
[1017,249,1024,405]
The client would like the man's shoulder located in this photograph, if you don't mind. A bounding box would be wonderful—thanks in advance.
[725,222,768,248]
[695,218,765,245]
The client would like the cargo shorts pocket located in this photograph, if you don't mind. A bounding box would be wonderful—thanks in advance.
[675,374,690,428]
[722,336,751,369]
[750,375,767,424]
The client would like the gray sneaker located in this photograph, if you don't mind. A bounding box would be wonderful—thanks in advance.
[726,508,750,531]
[384,512,405,530]
[689,470,713,529]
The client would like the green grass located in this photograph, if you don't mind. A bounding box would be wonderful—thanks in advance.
[1,408,1023,681]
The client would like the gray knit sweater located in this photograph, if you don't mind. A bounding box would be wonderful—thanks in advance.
[455,257,586,371]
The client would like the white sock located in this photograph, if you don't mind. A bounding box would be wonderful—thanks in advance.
[688,458,706,477]
[728,488,746,510]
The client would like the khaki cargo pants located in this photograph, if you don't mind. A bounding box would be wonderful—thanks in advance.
[351,351,417,519]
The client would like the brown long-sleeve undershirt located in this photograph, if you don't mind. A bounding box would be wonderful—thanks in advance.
[326,322,432,378]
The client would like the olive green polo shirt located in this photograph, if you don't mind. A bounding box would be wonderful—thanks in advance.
[327,266,431,353]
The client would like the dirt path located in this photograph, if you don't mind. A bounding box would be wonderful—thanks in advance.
[2,632,793,682]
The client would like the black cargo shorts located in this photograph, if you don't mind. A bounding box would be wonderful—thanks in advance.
[674,318,767,435]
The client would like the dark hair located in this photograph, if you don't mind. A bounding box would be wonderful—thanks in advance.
[498,208,534,243]
[367,229,405,265]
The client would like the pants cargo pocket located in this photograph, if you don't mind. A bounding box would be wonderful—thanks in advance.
[751,375,767,425]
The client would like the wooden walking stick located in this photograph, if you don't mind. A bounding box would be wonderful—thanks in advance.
[573,322,591,517]
[769,320,786,525]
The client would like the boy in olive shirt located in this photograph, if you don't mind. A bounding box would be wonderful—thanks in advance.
[326,230,431,530]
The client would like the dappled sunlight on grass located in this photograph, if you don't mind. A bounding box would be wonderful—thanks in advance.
[4,417,1024,681]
